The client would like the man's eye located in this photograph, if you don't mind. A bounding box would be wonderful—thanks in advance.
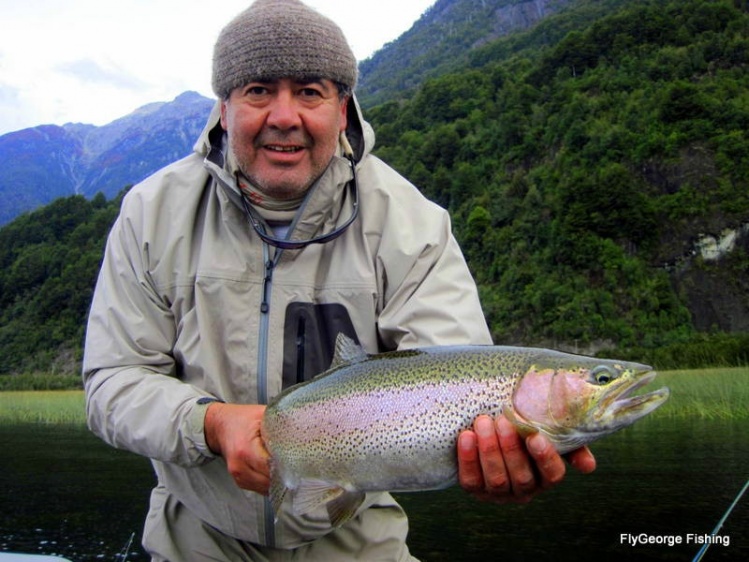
[299,88,322,97]
[245,86,268,96]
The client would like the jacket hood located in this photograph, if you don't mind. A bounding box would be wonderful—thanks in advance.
[193,93,376,164]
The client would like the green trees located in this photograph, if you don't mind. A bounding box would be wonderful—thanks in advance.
[0,192,123,374]
[367,0,749,350]
[2,0,748,375]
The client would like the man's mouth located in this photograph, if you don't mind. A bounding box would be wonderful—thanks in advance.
[266,145,304,153]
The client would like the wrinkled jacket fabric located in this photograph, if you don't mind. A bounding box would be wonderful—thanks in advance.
[83,97,492,549]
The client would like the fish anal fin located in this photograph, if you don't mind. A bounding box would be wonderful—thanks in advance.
[329,333,368,370]
[327,491,366,528]
[291,479,346,517]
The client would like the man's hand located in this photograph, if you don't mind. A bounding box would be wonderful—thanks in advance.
[457,414,596,503]
[204,403,270,495]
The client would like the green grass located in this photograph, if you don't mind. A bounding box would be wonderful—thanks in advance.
[0,368,746,426]
[0,390,86,424]
[652,367,749,420]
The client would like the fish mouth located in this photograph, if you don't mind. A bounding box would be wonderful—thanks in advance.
[591,371,670,430]
[506,368,670,455]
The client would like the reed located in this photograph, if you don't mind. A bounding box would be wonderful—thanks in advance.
[0,390,86,425]
[653,367,749,420]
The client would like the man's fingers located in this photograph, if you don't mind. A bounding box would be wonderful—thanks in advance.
[564,445,597,474]
[475,415,511,494]
[496,416,536,498]
[526,433,566,489]
[457,430,483,492]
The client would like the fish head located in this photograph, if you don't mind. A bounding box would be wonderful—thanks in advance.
[507,354,670,454]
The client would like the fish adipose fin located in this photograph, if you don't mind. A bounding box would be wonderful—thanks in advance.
[330,333,369,370]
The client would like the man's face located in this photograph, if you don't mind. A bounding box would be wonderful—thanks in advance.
[220,77,349,200]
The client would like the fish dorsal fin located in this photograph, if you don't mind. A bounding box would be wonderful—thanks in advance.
[329,333,368,370]
[291,479,346,516]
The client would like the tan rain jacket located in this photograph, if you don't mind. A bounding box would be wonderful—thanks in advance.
[83,96,492,550]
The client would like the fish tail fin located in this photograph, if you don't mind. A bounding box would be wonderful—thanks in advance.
[268,461,288,521]
[292,479,347,516]
[327,491,366,528]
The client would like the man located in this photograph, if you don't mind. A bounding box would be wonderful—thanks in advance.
[83,1,595,560]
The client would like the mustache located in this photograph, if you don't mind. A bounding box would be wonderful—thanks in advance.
[254,130,312,148]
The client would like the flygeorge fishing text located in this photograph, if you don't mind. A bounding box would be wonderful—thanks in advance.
[620,533,730,547]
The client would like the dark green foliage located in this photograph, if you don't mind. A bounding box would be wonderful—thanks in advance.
[366,0,749,351]
[0,191,124,375]
[0,373,82,391]
[610,333,749,370]
[2,0,749,377]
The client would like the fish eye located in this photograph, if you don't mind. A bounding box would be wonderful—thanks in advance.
[591,365,617,385]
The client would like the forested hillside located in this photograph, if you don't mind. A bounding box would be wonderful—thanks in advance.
[0,194,122,374]
[357,0,628,107]
[1,0,748,376]
[367,0,749,353]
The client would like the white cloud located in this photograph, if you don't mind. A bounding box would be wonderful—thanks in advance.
[56,59,149,90]
[0,0,435,135]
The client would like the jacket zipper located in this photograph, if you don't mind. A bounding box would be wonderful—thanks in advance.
[257,243,278,547]
[260,258,274,315]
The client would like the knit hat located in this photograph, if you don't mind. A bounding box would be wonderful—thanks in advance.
[212,0,358,98]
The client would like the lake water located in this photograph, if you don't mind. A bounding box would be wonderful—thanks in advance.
[1,417,747,561]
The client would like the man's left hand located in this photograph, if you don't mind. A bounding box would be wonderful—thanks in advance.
[457,414,596,504]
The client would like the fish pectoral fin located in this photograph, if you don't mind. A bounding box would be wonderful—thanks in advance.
[291,479,346,517]
[327,491,366,528]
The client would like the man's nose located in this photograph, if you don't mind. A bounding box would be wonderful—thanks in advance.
[266,90,302,129]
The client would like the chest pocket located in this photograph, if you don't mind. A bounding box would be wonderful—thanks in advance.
[282,303,359,389]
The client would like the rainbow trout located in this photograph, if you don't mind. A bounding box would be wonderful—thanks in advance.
[262,334,669,526]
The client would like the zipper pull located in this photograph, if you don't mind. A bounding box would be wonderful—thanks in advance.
[261,259,274,314]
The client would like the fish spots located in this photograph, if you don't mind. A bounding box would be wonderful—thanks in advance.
[263,344,660,497]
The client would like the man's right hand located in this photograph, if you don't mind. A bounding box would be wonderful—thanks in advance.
[204,403,271,495]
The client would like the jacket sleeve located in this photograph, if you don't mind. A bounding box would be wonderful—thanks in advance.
[366,161,493,350]
[82,190,216,467]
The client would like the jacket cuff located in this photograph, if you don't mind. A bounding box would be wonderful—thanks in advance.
[185,397,223,460]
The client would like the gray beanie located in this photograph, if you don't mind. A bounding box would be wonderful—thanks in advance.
[212,0,358,98]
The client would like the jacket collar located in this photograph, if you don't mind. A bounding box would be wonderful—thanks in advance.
[198,95,371,247]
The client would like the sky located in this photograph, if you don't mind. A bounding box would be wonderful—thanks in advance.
[0,0,435,136]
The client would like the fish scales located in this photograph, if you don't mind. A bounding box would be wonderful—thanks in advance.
[265,346,527,491]
[261,334,669,527]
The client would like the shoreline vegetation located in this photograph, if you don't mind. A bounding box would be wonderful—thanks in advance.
[3,331,749,393]
[1,368,746,425]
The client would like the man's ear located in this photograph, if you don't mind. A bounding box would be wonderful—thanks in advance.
[339,97,349,132]
[220,99,229,131]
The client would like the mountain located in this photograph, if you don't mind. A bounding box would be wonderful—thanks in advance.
[1,0,749,376]
[365,0,749,352]
[0,0,611,226]
[356,0,627,108]
[0,91,214,225]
